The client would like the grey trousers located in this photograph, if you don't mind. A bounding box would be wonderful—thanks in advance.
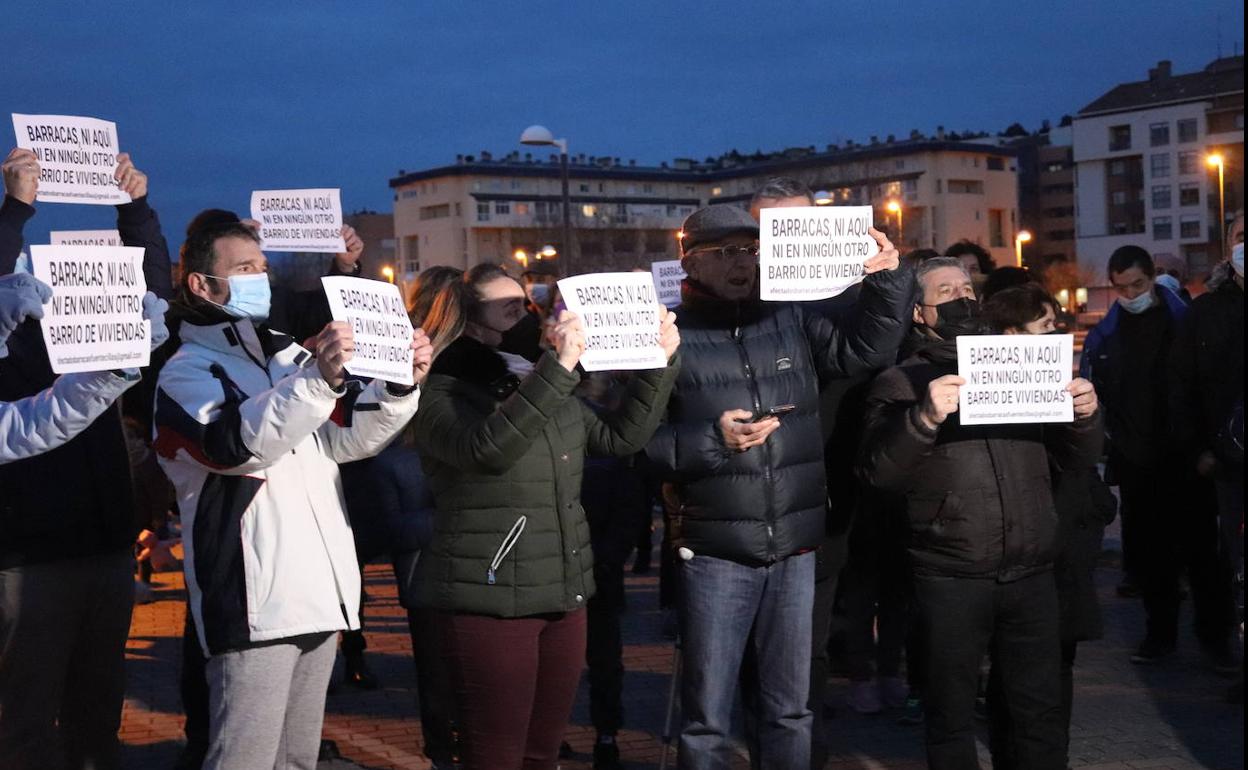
[203,631,338,770]
[0,550,135,770]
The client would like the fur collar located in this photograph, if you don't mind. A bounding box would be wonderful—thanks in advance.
[431,336,519,399]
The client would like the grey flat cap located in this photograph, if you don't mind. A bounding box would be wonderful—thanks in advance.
[679,204,759,254]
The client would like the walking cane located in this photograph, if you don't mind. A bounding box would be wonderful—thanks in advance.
[659,633,681,770]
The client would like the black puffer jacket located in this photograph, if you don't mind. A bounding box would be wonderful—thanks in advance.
[857,338,1104,582]
[646,267,914,565]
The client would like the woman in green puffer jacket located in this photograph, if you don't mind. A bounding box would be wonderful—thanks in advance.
[409,264,680,770]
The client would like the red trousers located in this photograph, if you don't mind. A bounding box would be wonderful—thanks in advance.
[437,608,587,770]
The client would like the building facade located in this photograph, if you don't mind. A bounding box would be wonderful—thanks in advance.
[388,132,1021,278]
[1014,122,1077,267]
[1073,57,1244,306]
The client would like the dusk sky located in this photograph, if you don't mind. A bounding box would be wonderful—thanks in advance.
[2,1,1243,255]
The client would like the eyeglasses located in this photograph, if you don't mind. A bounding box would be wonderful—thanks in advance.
[686,245,760,261]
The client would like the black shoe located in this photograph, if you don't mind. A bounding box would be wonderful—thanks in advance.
[632,552,652,574]
[593,734,622,769]
[1130,637,1176,664]
[343,653,380,690]
[318,739,342,761]
[559,740,575,759]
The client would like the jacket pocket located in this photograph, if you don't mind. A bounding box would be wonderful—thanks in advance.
[907,491,979,564]
[487,516,527,585]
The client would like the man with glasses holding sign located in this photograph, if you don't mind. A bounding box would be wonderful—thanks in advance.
[646,203,911,769]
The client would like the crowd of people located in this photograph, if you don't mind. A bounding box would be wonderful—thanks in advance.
[0,144,1242,770]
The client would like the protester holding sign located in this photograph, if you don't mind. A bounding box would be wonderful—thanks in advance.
[0,145,173,770]
[642,203,910,770]
[981,283,1118,769]
[152,220,430,770]
[857,257,1102,770]
[408,264,679,770]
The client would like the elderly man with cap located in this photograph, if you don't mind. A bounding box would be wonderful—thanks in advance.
[645,203,912,769]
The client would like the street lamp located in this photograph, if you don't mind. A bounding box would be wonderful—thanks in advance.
[380,265,395,284]
[813,190,833,205]
[538,244,558,259]
[886,200,903,246]
[513,248,529,270]
[520,125,573,276]
[1206,153,1226,258]
[1014,230,1032,268]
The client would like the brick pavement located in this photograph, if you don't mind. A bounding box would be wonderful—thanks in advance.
[121,528,1243,769]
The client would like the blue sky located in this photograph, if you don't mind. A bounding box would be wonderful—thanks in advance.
[2,1,1242,254]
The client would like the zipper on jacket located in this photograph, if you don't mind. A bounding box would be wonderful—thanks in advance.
[488,516,527,585]
[732,308,778,561]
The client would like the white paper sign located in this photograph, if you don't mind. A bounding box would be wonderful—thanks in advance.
[322,276,414,386]
[12,114,131,206]
[759,205,877,301]
[51,229,122,247]
[557,272,666,372]
[31,244,150,373]
[956,334,1074,425]
[650,260,686,308]
[250,188,346,253]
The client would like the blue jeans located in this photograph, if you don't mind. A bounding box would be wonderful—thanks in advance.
[678,551,815,770]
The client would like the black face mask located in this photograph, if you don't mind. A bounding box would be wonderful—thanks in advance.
[495,312,544,362]
[930,297,986,339]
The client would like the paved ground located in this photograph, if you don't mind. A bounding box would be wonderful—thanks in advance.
[121,522,1243,770]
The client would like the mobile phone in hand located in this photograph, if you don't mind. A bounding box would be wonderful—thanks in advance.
[751,404,796,422]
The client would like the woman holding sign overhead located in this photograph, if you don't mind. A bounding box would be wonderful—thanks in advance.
[409,264,680,770]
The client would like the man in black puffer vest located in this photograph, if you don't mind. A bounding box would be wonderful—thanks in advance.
[646,204,913,769]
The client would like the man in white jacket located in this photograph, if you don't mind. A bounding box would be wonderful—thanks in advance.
[0,273,169,464]
[153,220,430,770]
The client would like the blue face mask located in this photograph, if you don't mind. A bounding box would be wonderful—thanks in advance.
[1232,243,1244,278]
[1117,289,1155,315]
[205,273,271,321]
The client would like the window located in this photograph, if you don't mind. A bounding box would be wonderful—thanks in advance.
[1044,206,1075,218]
[476,202,490,222]
[515,203,529,216]
[935,179,942,193]
[1177,118,1198,143]
[510,180,520,190]
[1047,230,1075,241]
[1045,161,1065,172]
[666,204,678,216]
[1111,190,1127,205]
[1109,160,1127,176]
[987,156,1005,170]
[1109,124,1132,151]
[399,189,419,200]
[895,159,905,169]
[1177,151,1198,175]
[419,204,450,220]
[988,210,1005,247]
[1180,215,1201,238]
[947,180,984,194]
[1111,221,1129,235]
[1149,122,1170,146]
[454,203,461,217]
[1151,185,1171,209]
[643,184,654,194]
[579,183,590,193]
[711,186,723,197]
[1150,154,1170,178]
[581,204,597,218]
[494,202,510,215]
[1153,216,1172,240]
[1179,183,1200,206]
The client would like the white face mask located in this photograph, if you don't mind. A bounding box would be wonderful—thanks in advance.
[1118,290,1155,315]
[1232,242,1244,278]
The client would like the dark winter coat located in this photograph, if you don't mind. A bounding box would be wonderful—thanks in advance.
[0,194,173,570]
[645,267,914,566]
[857,338,1104,582]
[1052,466,1116,642]
[412,337,678,618]
[1169,273,1244,473]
